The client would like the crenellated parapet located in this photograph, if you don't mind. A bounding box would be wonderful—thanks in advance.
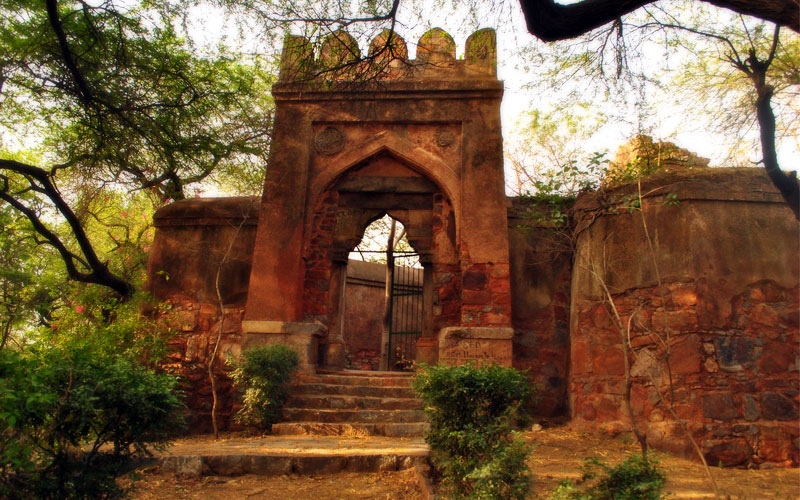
[278,27,497,82]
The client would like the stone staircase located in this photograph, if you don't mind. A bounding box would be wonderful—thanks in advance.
[272,370,428,437]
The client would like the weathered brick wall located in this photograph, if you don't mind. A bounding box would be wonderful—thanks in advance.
[508,199,573,418]
[302,191,339,325]
[569,168,799,467]
[147,169,800,463]
[147,197,259,432]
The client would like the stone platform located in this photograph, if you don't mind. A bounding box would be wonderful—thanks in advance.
[157,434,429,477]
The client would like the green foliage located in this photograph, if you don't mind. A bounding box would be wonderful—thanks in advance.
[548,454,667,500]
[413,363,536,500]
[1,0,273,202]
[230,344,300,430]
[0,341,184,499]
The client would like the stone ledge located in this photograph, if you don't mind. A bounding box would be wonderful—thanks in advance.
[159,453,426,477]
[242,320,325,336]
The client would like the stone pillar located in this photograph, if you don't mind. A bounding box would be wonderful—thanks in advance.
[324,259,348,369]
[244,104,311,323]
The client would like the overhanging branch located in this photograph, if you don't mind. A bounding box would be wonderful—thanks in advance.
[518,0,799,42]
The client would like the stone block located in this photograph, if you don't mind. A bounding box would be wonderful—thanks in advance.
[462,270,488,290]
[704,440,751,467]
[160,455,202,477]
[438,326,513,366]
[651,310,697,331]
[757,341,796,375]
[743,394,761,421]
[593,347,625,376]
[702,393,737,421]
[241,321,325,372]
[761,392,799,421]
[714,336,755,371]
[758,425,799,463]
[292,456,348,475]
[669,335,701,374]
[462,289,491,305]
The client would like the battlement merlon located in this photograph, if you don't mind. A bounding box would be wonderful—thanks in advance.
[277,28,498,84]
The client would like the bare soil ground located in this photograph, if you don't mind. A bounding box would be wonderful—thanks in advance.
[126,426,799,500]
[126,469,424,500]
[526,426,799,500]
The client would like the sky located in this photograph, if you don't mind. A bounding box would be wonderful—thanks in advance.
[187,0,798,195]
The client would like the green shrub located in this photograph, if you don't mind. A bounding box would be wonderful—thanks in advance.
[230,344,300,430]
[549,454,667,500]
[413,363,536,500]
[0,341,184,499]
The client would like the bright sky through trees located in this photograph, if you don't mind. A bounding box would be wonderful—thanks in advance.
[189,0,797,196]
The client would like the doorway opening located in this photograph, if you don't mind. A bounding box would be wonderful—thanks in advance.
[344,214,424,371]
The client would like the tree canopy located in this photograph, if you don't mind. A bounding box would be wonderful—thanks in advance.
[1,0,274,299]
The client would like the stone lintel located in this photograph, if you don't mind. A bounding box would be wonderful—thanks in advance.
[438,327,513,367]
[241,321,325,372]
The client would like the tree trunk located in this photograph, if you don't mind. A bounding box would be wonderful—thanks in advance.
[380,220,397,371]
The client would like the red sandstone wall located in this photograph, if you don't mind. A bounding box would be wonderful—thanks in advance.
[147,197,260,431]
[343,260,385,369]
[508,199,573,418]
[569,168,799,467]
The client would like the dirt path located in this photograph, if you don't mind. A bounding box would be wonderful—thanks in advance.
[127,426,799,500]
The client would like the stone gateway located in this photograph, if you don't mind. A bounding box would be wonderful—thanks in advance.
[146,29,799,468]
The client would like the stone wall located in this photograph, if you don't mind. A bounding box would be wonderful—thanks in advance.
[508,199,573,417]
[569,168,799,467]
[147,197,259,431]
[148,201,425,427]
[342,260,385,370]
[147,169,800,465]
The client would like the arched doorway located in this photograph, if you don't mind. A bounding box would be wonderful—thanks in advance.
[241,27,514,371]
[306,150,451,369]
[344,215,424,371]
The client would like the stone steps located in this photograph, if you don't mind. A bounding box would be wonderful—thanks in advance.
[283,408,425,424]
[288,394,422,410]
[278,371,427,437]
[292,383,416,398]
[271,422,428,438]
[158,435,429,477]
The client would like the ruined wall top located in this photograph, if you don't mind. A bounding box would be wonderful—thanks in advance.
[278,28,497,83]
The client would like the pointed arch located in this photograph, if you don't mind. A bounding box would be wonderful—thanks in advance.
[309,130,461,220]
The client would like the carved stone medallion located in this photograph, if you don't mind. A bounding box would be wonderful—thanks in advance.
[314,126,346,155]
[435,127,455,148]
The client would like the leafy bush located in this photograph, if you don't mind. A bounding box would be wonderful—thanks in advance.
[0,341,184,499]
[413,363,536,500]
[549,454,667,500]
[230,344,300,430]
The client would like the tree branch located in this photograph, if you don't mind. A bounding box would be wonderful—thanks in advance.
[0,159,134,298]
[46,0,94,105]
[518,0,799,42]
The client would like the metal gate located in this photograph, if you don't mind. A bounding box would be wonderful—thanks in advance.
[388,253,423,371]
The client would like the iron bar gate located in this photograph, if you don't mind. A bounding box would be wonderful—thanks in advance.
[388,253,423,371]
